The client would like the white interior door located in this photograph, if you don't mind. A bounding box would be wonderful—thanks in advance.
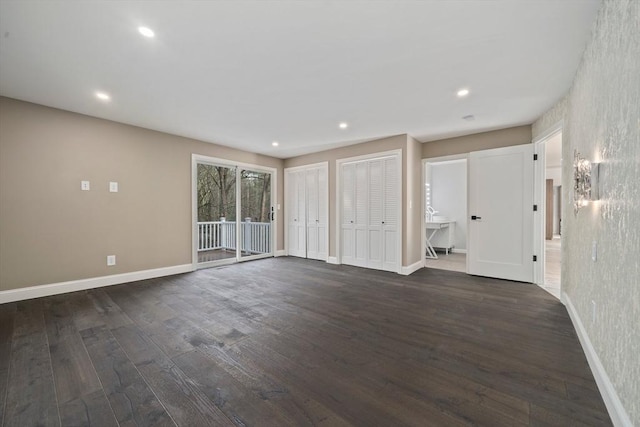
[468,144,534,282]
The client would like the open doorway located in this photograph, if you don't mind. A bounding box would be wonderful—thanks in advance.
[542,131,562,298]
[423,157,467,273]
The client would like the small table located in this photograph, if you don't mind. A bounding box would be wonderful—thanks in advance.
[426,220,455,259]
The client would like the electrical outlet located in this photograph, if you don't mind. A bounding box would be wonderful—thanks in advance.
[81,180,90,191]
[109,181,118,192]
[107,255,116,266]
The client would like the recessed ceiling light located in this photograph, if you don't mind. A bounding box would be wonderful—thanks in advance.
[138,26,155,38]
[457,88,470,97]
[339,122,348,129]
[95,92,110,101]
[272,141,279,147]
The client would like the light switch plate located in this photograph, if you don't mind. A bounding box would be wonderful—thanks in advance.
[107,255,116,266]
[109,181,118,192]
[81,180,90,191]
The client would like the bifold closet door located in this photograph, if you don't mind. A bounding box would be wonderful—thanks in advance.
[306,167,328,261]
[341,155,399,272]
[341,162,368,268]
[287,170,306,257]
[381,156,399,272]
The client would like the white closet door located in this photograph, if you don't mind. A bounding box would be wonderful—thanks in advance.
[295,170,307,256]
[353,162,368,267]
[306,168,320,260]
[382,156,399,272]
[287,170,306,257]
[367,159,384,269]
[340,154,400,272]
[314,166,328,261]
[341,163,356,265]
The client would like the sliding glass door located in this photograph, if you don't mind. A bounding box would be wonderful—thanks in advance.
[196,164,237,264]
[194,156,274,267]
[239,169,272,261]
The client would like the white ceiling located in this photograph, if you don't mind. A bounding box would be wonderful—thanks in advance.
[0,1,600,159]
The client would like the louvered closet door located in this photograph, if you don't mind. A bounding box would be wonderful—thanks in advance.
[341,163,356,265]
[342,161,369,268]
[382,157,399,272]
[307,166,328,261]
[367,159,384,270]
[340,154,400,272]
[306,168,320,260]
[316,166,328,260]
[353,162,369,267]
[287,170,306,257]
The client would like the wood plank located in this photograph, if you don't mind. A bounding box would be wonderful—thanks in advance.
[80,325,175,426]
[0,303,17,423]
[3,300,60,427]
[84,288,134,330]
[110,324,234,426]
[44,297,104,405]
[58,390,119,427]
[173,349,297,426]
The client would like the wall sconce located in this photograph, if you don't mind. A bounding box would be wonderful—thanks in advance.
[573,149,600,214]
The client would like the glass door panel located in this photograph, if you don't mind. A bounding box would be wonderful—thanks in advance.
[196,164,237,265]
[239,169,272,260]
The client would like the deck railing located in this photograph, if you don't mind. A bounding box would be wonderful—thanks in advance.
[197,219,270,255]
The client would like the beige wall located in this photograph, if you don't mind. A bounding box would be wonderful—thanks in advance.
[285,134,422,265]
[533,0,639,423]
[422,125,532,159]
[0,97,284,291]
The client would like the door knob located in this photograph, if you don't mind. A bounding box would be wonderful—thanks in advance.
[471,215,482,220]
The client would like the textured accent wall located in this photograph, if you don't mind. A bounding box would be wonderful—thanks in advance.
[533,0,639,423]
[531,95,568,139]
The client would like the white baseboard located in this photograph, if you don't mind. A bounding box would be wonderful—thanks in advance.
[400,260,423,276]
[327,256,339,265]
[563,292,632,427]
[451,248,467,254]
[275,250,286,257]
[0,264,194,304]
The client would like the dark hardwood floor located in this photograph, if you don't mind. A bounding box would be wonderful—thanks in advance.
[0,258,611,426]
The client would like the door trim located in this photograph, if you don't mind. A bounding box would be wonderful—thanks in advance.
[532,121,564,295]
[336,149,402,273]
[191,154,277,269]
